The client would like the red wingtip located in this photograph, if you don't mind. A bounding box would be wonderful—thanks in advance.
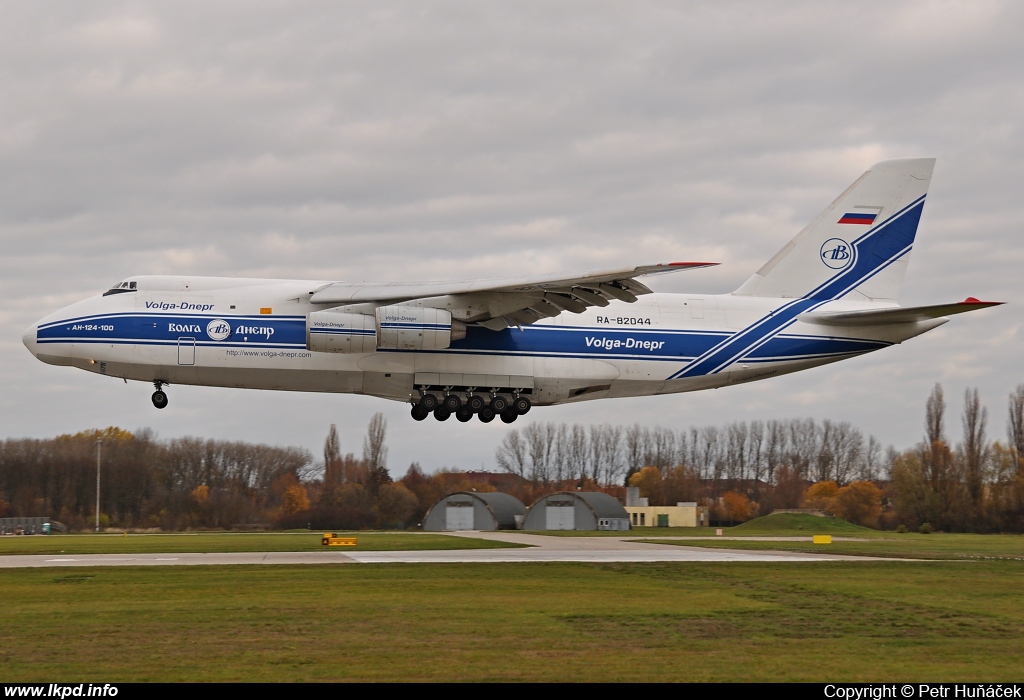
[960,297,1005,306]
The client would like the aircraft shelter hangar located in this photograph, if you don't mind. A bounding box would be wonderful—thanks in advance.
[422,492,526,531]
[522,491,631,531]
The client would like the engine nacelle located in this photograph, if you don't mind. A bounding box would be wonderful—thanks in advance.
[307,310,376,353]
[375,305,465,350]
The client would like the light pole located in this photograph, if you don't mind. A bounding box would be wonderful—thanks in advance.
[95,437,102,533]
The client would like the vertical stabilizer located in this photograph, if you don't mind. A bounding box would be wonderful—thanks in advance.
[734,158,935,302]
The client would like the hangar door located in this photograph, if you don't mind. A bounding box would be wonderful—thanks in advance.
[545,500,575,530]
[445,501,475,530]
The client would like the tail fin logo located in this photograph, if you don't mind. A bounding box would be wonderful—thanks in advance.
[820,238,853,270]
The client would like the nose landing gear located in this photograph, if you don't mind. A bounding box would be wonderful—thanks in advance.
[151,381,169,409]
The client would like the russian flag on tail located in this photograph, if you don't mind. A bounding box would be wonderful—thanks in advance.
[838,212,877,225]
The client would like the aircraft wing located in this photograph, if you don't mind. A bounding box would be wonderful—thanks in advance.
[310,262,717,329]
[799,298,1004,326]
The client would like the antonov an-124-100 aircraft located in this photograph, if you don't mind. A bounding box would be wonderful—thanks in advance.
[23,158,1002,424]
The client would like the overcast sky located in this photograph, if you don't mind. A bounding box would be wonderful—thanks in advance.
[2,1,1021,473]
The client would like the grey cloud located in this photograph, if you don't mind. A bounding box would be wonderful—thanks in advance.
[2,1,1021,470]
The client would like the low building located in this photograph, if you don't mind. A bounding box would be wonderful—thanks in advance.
[625,486,648,507]
[422,492,526,531]
[0,517,66,535]
[625,502,708,528]
[523,491,630,531]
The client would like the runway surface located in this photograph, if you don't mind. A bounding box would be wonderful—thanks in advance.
[0,531,881,568]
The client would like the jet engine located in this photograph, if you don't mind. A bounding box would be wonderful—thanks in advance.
[308,305,467,353]
[307,309,376,353]
[375,305,466,350]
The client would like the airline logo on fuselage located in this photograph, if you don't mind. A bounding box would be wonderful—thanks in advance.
[163,318,275,341]
[146,301,215,312]
[585,336,665,351]
[206,320,231,341]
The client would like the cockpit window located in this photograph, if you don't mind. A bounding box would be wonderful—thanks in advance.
[102,280,138,296]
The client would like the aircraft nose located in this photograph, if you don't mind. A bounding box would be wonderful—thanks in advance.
[22,322,38,357]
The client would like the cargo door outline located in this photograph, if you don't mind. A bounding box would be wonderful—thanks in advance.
[177,337,196,365]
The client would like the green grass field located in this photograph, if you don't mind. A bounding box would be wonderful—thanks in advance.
[0,531,524,555]
[636,534,1024,560]
[1,560,1021,681]
[2,516,1022,681]
[632,514,1024,560]
[730,511,881,534]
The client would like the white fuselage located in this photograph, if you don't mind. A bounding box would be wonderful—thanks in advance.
[23,275,942,407]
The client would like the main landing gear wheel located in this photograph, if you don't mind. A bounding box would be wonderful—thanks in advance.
[490,395,508,413]
[455,407,474,422]
[500,409,518,424]
[411,405,429,421]
[419,393,439,411]
[513,396,531,415]
[467,395,485,412]
[478,407,495,423]
[433,407,451,422]
[151,390,168,410]
[443,394,462,412]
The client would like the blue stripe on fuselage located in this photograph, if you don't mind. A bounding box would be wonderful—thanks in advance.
[37,313,307,348]
[449,325,728,360]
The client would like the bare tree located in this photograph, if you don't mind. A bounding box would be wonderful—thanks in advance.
[323,424,341,485]
[588,425,608,484]
[647,427,679,472]
[524,422,558,484]
[1008,384,1024,472]
[824,421,863,486]
[362,413,390,495]
[859,435,882,482]
[926,383,946,448]
[961,388,988,509]
[726,422,749,481]
[567,424,588,482]
[924,382,947,484]
[764,420,788,484]
[496,429,529,478]
[696,425,722,482]
[746,420,765,486]
[624,425,649,483]
[787,419,819,481]
[594,425,624,485]
[814,420,836,483]
[362,413,388,471]
[551,424,570,483]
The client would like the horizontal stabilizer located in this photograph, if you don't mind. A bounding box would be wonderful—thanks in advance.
[799,298,1004,326]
